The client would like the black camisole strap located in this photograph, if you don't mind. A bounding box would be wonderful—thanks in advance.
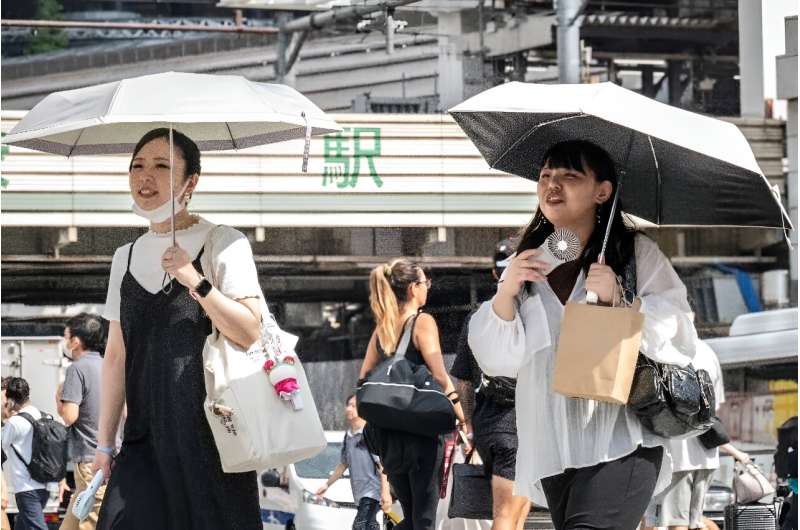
[126,239,137,273]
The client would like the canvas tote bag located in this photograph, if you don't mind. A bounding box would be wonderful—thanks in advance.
[552,297,644,404]
[201,227,326,473]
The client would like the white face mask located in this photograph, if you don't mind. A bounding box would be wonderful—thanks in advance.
[59,337,74,360]
[131,180,191,223]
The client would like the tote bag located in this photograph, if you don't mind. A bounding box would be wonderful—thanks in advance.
[202,228,326,473]
[552,298,644,404]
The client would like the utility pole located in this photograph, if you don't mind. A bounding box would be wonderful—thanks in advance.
[386,7,395,55]
[274,0,419,82]
[556,0,582,84]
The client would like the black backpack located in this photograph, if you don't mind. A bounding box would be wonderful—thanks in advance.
[11,411,69,483]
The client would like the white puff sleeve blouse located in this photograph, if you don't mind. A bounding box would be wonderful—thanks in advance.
[468,234,698,505]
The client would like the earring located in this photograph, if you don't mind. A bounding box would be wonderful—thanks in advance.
[596,209,602,224]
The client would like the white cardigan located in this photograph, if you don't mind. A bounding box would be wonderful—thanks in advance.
[468,234,698,505]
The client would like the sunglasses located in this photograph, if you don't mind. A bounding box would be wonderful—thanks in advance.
[416,279,432,289]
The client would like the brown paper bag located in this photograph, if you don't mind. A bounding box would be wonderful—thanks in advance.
[552,298,643,404]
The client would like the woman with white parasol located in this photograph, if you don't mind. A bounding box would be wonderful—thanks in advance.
[96,127,265,529]
[3,72,341,529]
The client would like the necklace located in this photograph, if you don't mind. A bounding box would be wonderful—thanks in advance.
[150,214,200,235]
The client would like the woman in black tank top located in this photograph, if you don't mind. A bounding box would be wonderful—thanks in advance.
[93,129,262,530]
[358,259,468,530]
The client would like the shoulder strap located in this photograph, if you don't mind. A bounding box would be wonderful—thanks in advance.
[10,412,36,467]
[16,411,36,426]
[203,225,224,287]
[392,315,417,363]
[125,241,136,273]
[623,239,638,302]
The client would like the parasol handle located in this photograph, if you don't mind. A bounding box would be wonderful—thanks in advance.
[585,252,603,304]
[169,124,176,247]
[586,170,622,305]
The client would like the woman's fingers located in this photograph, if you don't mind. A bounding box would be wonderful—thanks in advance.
[524,270,545,282]
[515,248,542,260]
[521,259,551,272]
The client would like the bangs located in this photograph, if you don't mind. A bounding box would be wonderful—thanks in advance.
[542,143,587,174]
[540,140,616,183]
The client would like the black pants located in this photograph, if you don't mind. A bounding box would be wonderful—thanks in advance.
[781,493,797,530]
[541,445,663,530]
[387,442,443,530]
[353,498,381,530]
[13,489,48,530]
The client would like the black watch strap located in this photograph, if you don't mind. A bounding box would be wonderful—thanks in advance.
[193,277,213,298]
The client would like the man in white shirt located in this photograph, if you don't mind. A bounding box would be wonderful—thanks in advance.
[1,377,49,530]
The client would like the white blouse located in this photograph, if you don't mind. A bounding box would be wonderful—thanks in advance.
[468,234,698,506]
[103,218,262,322]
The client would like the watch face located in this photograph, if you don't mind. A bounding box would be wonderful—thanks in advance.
[196,278,213,297]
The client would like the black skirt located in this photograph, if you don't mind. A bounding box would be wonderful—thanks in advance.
[98,243,260,530]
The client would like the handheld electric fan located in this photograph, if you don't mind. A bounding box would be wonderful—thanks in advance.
[530,228,581,275]
[72,469,104,522]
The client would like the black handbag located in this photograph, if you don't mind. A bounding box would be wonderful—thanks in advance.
[357,315,457,437]
[447,451,493,520]
[627,356,716,438]
[622,249,716,438]
[698,416,731,449]
[479,374,516,407]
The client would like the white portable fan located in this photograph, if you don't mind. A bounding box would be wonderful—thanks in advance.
[531,228,582,275]
[71,469,104,522]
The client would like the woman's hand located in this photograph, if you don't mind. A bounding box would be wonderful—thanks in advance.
[315,484,328,496]
[497,249,549,301]
[585,263,619,305]
[92,451,113,484]
[457,424,473,454]
[161,244,201,289]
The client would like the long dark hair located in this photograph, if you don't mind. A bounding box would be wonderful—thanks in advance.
[515,141,637,278]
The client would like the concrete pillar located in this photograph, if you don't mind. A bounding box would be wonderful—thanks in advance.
[557,0,581,84]
[738,0,765,117]
[437,10,467,111]
[641,65,655,98]
[776,16,797,301]
[667,60,683,106]
[789,100,798,302]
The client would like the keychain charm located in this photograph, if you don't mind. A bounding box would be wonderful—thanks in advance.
[263,354,304,410]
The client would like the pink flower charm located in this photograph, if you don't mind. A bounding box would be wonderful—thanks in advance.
[275,378,300,396]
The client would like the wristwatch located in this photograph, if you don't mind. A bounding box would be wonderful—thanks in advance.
[192,277,213,298]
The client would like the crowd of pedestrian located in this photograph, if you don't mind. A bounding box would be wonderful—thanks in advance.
[1,312,108,530]
[2,128,795,530]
